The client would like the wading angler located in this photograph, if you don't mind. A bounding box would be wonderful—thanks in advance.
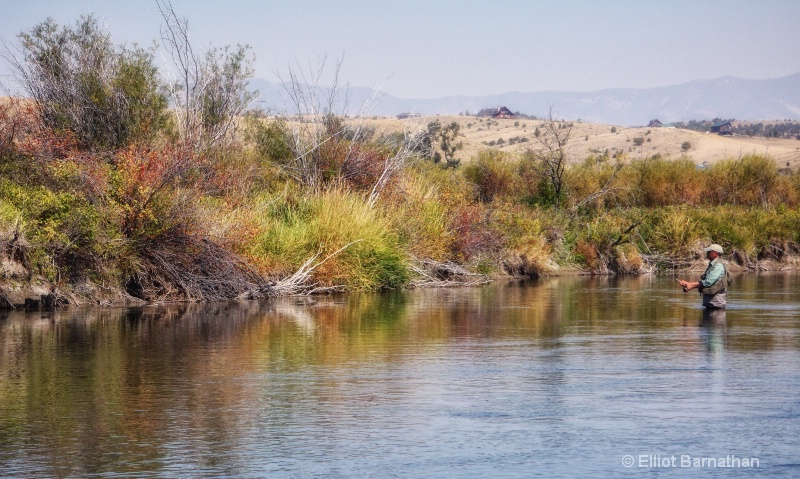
[677,244,731,309]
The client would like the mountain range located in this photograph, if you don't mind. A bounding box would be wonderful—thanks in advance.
[250,72,800,126]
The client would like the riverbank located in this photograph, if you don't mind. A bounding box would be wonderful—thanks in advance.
[3,243,798,309]
[3,94,800,310]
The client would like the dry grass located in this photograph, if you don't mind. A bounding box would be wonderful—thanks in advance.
[349,115,800,168]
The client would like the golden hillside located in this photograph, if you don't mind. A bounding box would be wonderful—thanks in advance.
[357,115,800,167]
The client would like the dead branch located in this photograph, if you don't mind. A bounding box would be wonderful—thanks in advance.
[410,258,491,288]
[271,240,363,295]
[156,0,257,152]
[129,233,271,302]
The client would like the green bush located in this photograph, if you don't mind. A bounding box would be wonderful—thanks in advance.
[0,180,114,281]
[249,187,410,290]
[15,16,169,149]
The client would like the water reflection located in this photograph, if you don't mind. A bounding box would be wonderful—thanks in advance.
[0,273,798,477]
[699,309,727,355]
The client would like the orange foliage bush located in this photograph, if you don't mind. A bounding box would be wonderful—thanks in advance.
[111,146,198,238]
[448,203,504,261]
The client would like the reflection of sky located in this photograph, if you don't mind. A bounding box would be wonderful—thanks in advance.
[0,273,799,477]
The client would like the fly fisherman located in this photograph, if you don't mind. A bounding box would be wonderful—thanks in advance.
[677,244,729,309]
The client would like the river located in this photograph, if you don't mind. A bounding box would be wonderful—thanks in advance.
[1,273,799,478]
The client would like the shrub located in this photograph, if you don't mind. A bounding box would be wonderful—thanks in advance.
[244,117,293,165]
[10,16,169,149]
[706,155,790,207]
[448,203,504,262]
[463,150,515,203]
[640,207,702,257]
[249,187,410,290]
[0,179,113,281]
[681,141,691,151]
[632,157,705,207]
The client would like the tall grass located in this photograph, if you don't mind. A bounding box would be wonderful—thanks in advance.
[247,186,409,290]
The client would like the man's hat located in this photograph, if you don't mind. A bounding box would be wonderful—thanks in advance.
[704,244,724,254]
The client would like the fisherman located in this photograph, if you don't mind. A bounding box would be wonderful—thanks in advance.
[677,244,729,309]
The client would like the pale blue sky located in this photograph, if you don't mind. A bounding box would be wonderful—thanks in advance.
[2,0,799,98]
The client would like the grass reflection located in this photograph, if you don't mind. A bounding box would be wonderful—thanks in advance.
[0,273,798,476]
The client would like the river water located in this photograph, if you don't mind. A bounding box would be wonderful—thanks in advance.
[1,273,798,478]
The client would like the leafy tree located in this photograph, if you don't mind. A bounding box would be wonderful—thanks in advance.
[681,141,691,152]
[7,15,169,149]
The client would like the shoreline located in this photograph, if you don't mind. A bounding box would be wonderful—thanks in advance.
[2,254,797,311]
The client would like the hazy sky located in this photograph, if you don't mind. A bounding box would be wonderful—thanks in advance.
[2,0,799,98]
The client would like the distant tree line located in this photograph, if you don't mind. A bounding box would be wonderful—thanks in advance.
[473,108,540,120]
[674,118,800,139]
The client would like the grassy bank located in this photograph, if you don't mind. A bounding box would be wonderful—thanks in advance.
[2,112,799,307]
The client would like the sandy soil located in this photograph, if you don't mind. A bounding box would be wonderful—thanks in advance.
[357,115,800,167]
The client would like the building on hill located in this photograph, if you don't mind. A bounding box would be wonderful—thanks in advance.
[397,112,420,119]
[477,106,516,119]
[710,121,733,135]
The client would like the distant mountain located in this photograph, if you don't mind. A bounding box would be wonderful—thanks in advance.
[249,72,800,126]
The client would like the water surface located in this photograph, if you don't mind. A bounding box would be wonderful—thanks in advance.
[1,273,798,478]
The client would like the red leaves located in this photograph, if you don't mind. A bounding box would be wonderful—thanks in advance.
[111,145,198,238]
[448,204,504,261]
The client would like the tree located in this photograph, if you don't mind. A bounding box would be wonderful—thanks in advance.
[4,15,168,149]
[437,121,462,168]
[681,141,691,152]
[156,0,257,152]
[528,107,572,208]
[416,120,462,168]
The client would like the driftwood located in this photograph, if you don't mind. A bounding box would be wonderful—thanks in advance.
[270,240,362,296]
[410,258,490,288]
[641,254,696,271]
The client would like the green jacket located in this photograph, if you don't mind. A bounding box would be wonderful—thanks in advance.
[700,258,728,295]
